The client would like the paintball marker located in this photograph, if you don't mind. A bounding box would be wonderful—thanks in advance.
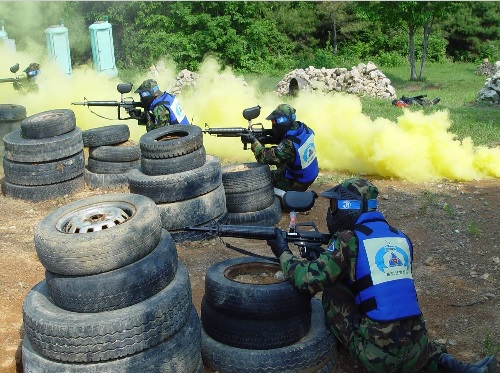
[202,105,279,150]
[185,191,331,260]
[72,83,147,122]
[0,63,39,93]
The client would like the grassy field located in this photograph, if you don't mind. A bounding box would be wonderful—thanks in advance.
[246,62,499,147]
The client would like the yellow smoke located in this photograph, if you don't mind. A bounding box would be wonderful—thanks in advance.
[1,48,498,183]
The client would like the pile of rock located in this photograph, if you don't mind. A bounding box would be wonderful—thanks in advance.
[170,69,201,96]
[275,62,397,99]
[476,61,500,104]
[476,59,498,76]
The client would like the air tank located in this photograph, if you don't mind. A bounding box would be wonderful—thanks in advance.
[89,17,118,77]
[45,22,72,75]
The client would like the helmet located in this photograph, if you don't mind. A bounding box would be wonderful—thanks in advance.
[24,62,40,78]
[321,178,379,234]
[135,79,160,108]
[266,104,296,137]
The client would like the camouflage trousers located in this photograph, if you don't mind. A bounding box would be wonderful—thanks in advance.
[322,285,446,373]
[271,166,312,192]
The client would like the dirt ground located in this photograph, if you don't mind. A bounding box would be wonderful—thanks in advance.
[0,167,498,373]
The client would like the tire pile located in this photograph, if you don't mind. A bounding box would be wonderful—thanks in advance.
[22,193,203,372]
[201,257,338,373]
[2,109,85,201]
[128,125,228,243]
[221,162,282,226]
[0,103,26,162]
[82,124,141,190]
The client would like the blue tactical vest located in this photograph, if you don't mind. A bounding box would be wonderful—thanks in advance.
[350,211,422,322]
[150,92,190,125]
[284,122,319,183]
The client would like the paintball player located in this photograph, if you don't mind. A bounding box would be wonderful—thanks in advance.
[134,79,190,132]
[241,104,319,192]
[267,177,497,373]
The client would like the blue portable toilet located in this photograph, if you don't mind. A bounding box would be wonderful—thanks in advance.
[89,17,118,77]
[45,22,72,75]
[1,20,16,52]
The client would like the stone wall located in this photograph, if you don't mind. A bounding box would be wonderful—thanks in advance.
[275,62,396,99]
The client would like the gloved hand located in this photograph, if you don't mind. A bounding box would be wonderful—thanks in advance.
[266,228,291,259]
[241,132,257,145]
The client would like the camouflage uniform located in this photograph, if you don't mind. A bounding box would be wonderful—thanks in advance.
[278,178,447,373]
[251,121,313,192]
[147,104,171,132]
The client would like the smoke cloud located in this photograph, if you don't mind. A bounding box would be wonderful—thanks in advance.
[0,7,498,183]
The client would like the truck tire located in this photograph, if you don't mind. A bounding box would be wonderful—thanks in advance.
[128,155,222,203]
[0,104,26,121]
[141,146,206,176]
[23,264,193,363]
[157,183,226,231]
[201,299,337,373]
[3,151,85,186]
[87,157,140,174]
[45,229,178,313]
[201,296,310,350]
[139,125,203,159]
[2,174,84,202]
[34,193,162,275]
[88,141,140,162]
[83,166,132,190]
[226,197,282,226]
[3,127,83,163]
[21,109,76,139]
[225,183,276,213]
[22,303,201,371]
[82,124,130,147]
[222,162,272,194]
[204,257,311,319]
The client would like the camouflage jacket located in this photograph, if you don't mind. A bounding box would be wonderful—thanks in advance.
[144,104,171,132]
[279,229,429,361]
[251,137,296,166]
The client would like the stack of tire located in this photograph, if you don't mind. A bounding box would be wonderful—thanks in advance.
[82,124,140,190]
[2,109,85,202]
[201,257,338,373]
[221,162,282,226]
[21,193,203,373]
[0,104,26,164]
[128,125,228,243]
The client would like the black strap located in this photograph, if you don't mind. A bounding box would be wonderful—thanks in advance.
[354,224,373,236]
[358,297,377,314]
[351,275,373,296]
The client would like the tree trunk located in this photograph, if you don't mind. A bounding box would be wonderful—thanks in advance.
[409,26,417,81]
[420,23,431,80]
[332,18,337,54]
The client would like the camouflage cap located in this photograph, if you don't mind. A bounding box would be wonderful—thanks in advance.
[266,104,296,121]
[321,178,379,200]
[134,79,159,94]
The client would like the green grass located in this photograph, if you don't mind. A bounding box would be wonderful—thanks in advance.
[245,62,499,147]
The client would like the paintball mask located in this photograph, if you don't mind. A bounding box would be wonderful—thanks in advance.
[135,79,160,109]
[321,178,379,235]
[24,63,41,78]
[266,104,296,138]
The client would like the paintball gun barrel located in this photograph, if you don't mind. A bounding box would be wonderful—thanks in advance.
[202,105,278,150]
[185,191,331,259]
[72,83,145,121]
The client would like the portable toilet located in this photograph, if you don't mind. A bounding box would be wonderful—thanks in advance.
[1,20,16,52]
[89,17,118,77]
[45,22,72,75]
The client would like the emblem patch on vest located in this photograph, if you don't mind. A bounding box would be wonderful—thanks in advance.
[364,237,412,284]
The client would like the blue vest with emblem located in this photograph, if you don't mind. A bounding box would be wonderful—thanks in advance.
[350,211,422,322]
[151,92,190,125]
[284,122,319,183]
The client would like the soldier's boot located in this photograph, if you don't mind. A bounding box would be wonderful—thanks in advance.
[438,353,497,373]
